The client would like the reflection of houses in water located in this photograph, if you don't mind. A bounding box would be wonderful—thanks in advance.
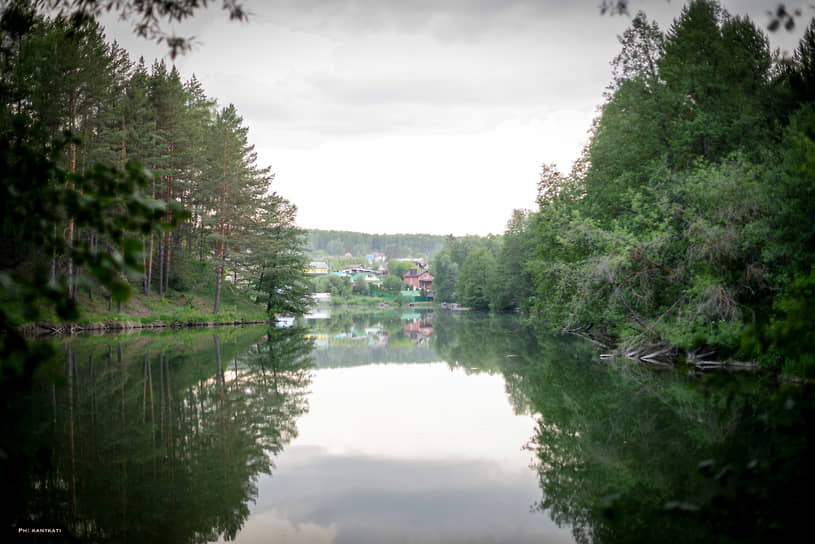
[373,331,388,347]
[404,319,434,341]
[310,324,389,347]
[274,314,296,328]
[306,333,330,346]
[304,308,332,321]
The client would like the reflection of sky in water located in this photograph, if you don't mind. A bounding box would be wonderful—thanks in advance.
[224,363,574,543]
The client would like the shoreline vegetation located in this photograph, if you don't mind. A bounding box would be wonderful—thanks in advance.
[16,290,438,336]
[4,0,815,381]
[427,3,815,379]
[20,318,273,336]
[16,286,272,336]
[0,4,312,370]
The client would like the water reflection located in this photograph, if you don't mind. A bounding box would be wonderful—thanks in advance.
[215,309,575,542]
[432,312,815,543]
[305,308,439,367]
[3,326,314,542]
[249,453,568,544]
[7,310,813,542]
[241,362,571,544]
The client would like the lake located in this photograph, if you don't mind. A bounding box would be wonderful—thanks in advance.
[4,309,814,543]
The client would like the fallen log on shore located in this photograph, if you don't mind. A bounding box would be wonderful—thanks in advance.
[598,342,761,373]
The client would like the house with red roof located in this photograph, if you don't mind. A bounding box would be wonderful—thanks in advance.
[403,268,433,290]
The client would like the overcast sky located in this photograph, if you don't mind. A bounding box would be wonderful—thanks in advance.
[100,1,807,236]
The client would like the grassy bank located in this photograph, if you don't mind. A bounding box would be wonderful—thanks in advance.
[17,278,270,333]
[328,294,399,308]
[326,293,436,309]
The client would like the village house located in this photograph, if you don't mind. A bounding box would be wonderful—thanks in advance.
[352,272,382,286]
[403,268,433,290]
[305,261,329,275]
[343,266,381,276]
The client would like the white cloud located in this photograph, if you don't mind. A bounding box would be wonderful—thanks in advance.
[219,509,338,544]
[101,0,810,235]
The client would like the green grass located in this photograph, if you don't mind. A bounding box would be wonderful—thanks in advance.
[329,294,402,308]
[24,274,270,329]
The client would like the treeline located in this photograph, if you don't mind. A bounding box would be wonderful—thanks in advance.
[431,226,536,312]
[308,229,447,259]
[435,1,815,375]
[431,234,511,308]
[0,1,311,342]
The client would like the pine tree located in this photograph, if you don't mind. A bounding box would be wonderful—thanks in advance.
[149,61,191,296]
[182,74,216,263]
[203,104,267,314]
[253,194,312,316]
[15,16,115,297]
[121,58,162,295]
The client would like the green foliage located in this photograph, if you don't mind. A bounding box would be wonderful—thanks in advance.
[308,229,446,260]
[0,123,184,381]
[381,274,404,294]
[198,104,309,316]
[325,274,352,297]
[746,266,815,376]
[498,1,815,374]
[352,276,369,295]
[516,339,815,543]
[431,234,501,304]
[430,252,458,303]
[386,259,412,279]
[328,293,396,308]
[490,209,535,311]
[430,312,815,544]
[0,3,310,381]
[42,0,249,58]
[1,325,313,540]
[455,246,496,310]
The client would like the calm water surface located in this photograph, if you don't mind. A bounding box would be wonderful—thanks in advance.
[5,309,815,543]
[233,362,570,543]
[226,309,571,542]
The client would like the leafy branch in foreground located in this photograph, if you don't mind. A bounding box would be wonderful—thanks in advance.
[0,127,185,384]
[39,0,248,57]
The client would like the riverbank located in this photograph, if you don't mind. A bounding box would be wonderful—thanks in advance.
[326,293,432,308]
[18,289,434,336]
[21,318,273,336]
[17,283,271,336]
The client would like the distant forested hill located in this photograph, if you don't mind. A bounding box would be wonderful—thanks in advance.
[307,230,447,259]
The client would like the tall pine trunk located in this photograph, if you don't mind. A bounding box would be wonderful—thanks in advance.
[157,235,164,297]
[145,231,154,296]
[66,96,77,300]
[213,239,224,314]
[163,229,171,294]
[162,174,173,295]
[199,220,205,261]
[213,157,228,313]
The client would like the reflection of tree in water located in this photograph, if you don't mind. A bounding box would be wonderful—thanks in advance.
[3,326,314,542]
[518,358,815,544]
[432,312,815,543]
[431,311,553,377]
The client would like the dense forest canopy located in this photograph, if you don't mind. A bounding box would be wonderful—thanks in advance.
[307,229,447,260]
[0,0,311,381]
[432,0,815,376]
